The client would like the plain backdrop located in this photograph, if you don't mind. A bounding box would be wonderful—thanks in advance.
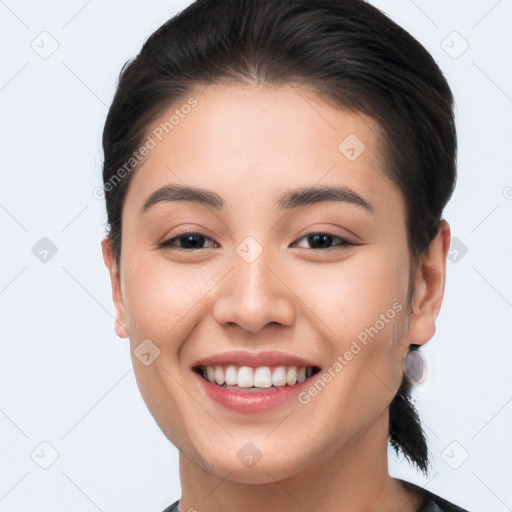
[1,1,511,511]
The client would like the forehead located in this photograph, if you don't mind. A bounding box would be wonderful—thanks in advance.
[124,83,400,216]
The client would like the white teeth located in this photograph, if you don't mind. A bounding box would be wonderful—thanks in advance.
[201,364,315,388]
[253,367,272,388]
[286,366,297,386]
[237,366,253,387]
[225,365,237,386]
[271,366,287,387]
[213,366,225,385]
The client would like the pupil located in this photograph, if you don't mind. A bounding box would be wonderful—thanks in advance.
[308,233,332,249]
[182,234,203,249]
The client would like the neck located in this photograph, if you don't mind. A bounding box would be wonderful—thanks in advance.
[178,407,424,512]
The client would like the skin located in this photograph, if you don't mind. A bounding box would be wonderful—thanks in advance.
[102,83,451,512]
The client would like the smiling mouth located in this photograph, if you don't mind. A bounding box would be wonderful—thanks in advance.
[193,364,321,391]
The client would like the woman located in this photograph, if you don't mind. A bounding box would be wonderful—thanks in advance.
[100,0,470,510]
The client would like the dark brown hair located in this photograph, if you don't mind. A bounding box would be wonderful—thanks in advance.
[102,0,457,475]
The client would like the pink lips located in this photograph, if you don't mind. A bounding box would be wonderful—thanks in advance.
[192,370,316,414]
[191,350,319,369]
[191,350,321,414]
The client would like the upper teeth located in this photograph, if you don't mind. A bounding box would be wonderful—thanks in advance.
[202,365,313,388]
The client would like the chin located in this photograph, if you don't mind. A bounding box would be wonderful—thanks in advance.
[197,447,304,484]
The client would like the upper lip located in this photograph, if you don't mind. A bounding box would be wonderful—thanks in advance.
[192,350,321,369]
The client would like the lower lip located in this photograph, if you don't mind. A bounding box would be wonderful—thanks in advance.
[192,371,316,414]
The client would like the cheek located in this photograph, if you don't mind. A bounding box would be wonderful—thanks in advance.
[291,246,409,343]
[302,250,409,422]
[121,254,219,339]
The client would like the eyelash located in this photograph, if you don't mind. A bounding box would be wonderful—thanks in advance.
[157,231,354,251]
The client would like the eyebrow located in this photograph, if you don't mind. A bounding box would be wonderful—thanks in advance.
[140,183,374,214]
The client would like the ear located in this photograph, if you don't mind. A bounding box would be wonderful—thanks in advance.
[407,220,451,346]
[101,236,129,339]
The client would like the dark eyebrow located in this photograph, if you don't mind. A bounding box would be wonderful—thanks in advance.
[141,183,374,214]
[277,185,374,213]
[141,184,224,213]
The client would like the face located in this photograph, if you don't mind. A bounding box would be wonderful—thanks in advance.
[102,83,442,484]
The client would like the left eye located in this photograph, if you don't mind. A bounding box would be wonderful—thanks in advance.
[291,232,353,250]
[158,231,352,250]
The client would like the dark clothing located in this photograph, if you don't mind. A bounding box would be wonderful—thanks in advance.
[401,479,470,512]
[161,478,470,512]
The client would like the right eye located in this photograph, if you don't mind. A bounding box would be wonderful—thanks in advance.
[157,232,218,250]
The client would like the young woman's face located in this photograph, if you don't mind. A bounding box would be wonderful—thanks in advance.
[104,83,422,483]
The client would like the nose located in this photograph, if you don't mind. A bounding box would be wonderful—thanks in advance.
[213,242,296,334]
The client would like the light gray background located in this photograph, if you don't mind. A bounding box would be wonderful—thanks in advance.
[1,0,511,511]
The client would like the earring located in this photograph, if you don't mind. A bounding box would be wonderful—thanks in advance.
[402,349,426,385]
